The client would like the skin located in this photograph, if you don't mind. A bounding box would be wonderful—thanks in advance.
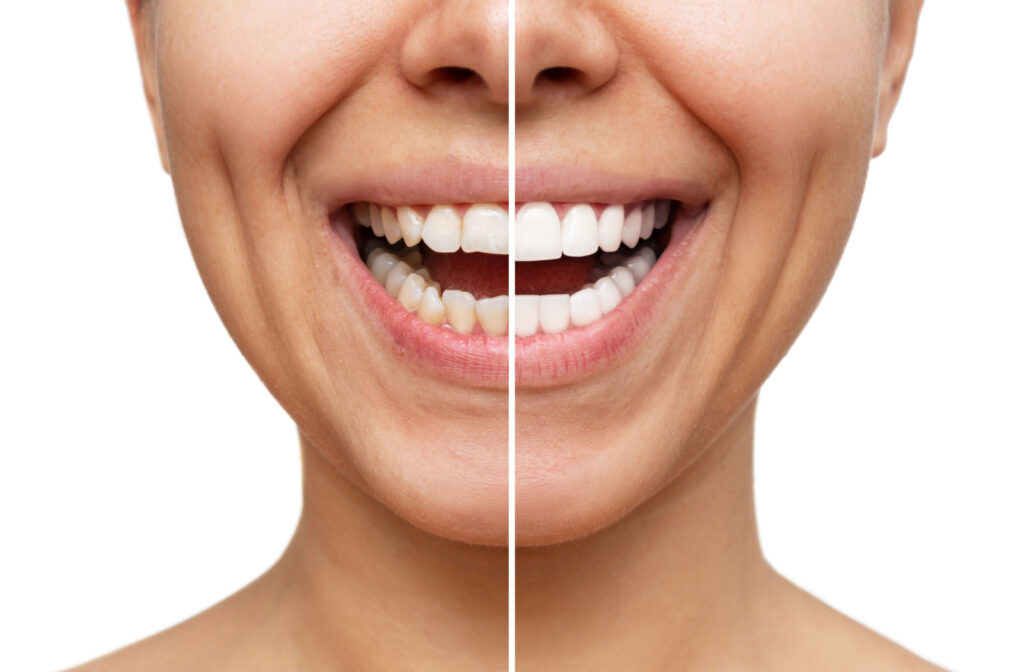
[71,0,937,670]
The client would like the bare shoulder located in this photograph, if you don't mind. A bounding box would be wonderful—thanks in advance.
[756,571,947,672]
[62,577,294,672]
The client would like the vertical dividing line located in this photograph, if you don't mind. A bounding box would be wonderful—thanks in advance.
[507,0,516,667]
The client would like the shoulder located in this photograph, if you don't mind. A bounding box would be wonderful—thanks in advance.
[754,572,946,672]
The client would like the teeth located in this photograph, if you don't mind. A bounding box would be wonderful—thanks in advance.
[354,198,677,337]
[422,205,461,253]
[462,204,509,254]
[476,296,509,336]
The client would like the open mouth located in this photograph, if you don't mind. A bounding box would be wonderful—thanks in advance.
[351,199,706,339]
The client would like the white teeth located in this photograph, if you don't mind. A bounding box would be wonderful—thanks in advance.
[422,205,461,253]
[569,287,602,327]
[417,286,446,326]
[593,277,623,314]
[384,261,413,297]
[382,207,402,244]
[476,296,509,336]
[598,204,625,253]
[609,266,636,297]
[621,207,642,248]
[397,206,424,246]
[539,294,571,334]
[515,202,562,262]
[442,289,478,334]
[515,295,540,337]
[397,272,426,311]
[462,204,509,254]
[356,199,674,336]
[561,204,600,257]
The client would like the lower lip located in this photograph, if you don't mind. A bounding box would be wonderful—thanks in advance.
[515,207,709,387]
[325,206,709,389]
[325,213,510,388]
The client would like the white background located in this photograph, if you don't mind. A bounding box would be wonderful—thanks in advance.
[0,3,1021,671]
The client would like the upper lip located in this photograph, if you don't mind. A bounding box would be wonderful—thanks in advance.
[514,166,715,207]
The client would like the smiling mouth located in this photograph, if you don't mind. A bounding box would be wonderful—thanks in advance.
[352,199,706,338]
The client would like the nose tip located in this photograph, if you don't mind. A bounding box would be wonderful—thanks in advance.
[401,1,509,106]
[516,3,620,105]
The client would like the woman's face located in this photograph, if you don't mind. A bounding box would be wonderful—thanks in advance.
[134,0,913,546]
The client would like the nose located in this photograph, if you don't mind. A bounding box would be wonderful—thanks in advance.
[401,0,509,106]
[515,1,620,106]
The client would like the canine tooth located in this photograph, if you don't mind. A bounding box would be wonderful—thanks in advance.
[515,295,541,337]
[353,202,372,227]
[397,206,425,246]
[639,202,655,240]
[462,204,509,254]
[598,204,625,253]
[625,253,652,282]
[654,199,671,229]
[594,277,623,314]
[539,294,571,334]
[417,286,446,325]
[622,207,642,248]
[569,287,602,327]
[397,273,426,311]
[516,202,562,261]
[370,204,384,237]
[638,246,657,268]
[422,205,461,253]
[609,266,636,296]
[382,207,402,244]
[442,289,477,334]
[369,251,400,284]
[562,204,599,257]
[476,296,509,336]
[384,261,413,296]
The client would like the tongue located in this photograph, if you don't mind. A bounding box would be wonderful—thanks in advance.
[424,251,509,297]
[515,258,594,295]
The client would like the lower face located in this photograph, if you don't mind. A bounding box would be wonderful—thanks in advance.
[148,0,887,547]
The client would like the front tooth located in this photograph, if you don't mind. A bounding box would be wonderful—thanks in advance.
[475,296,509,336]
[397,273,426,311]
[609,266,636,296]
[639,202,655,240]
[516,202,562,261]
[569,287,602,327]
[353,202,372,227]
[561,204,599,257]
[417,286,446,325]
[370,204,384,237]
[621,207,642,248]
[594,277,623,314]
[625,253,652,282]
[422,205,461,253]
[462,204,509,254]
[515,295,540,337]
[539,294,571,334]
[397,206,425,246]
[442,289,477,334]
[598,204,624,253]
[384,261,413,296]
[654,199,671,229]
[369,251,400,284]
[382,207,402,244]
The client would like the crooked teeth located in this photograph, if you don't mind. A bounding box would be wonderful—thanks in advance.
[515,199,671,261]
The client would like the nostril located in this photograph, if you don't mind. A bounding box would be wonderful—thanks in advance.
[539,66,580,83]
[434,66,479,85]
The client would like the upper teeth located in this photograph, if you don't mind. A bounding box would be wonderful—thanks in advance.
[354,202,509,255]
[515,200,671,261]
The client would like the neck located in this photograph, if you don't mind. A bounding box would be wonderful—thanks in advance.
[516,398,773,670]
[269,434,508,671]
